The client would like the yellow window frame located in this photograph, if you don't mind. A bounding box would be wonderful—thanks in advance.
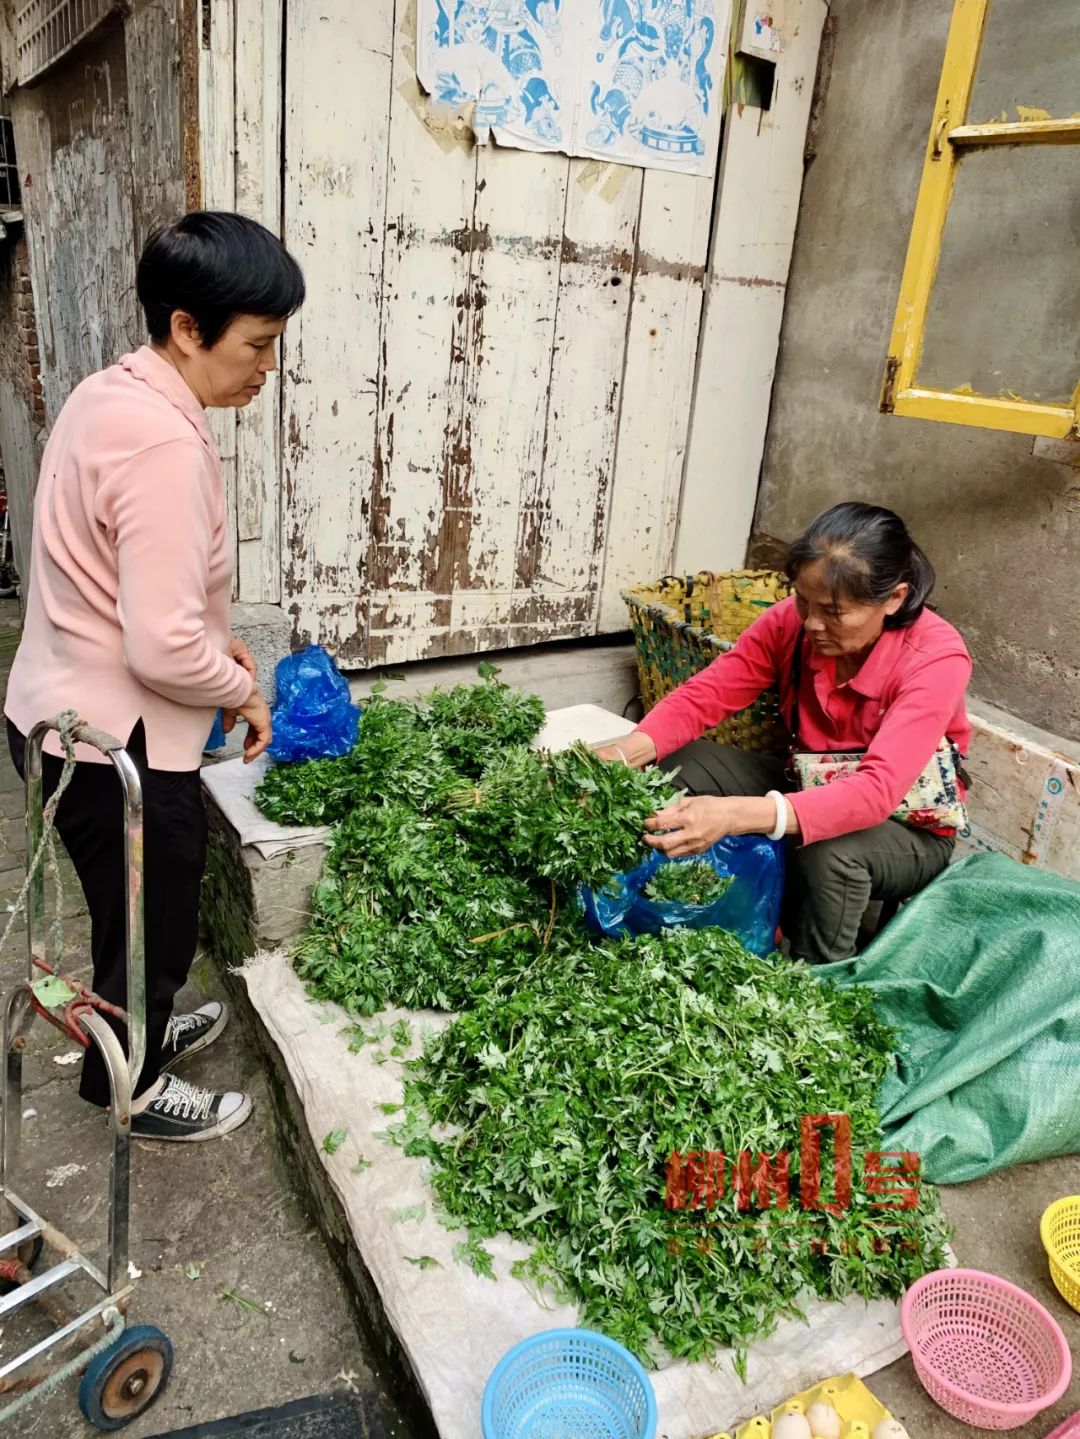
[881,0,1080,439]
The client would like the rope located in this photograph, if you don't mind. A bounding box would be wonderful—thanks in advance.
[0,1308,125,1425]
[0,710,80,966]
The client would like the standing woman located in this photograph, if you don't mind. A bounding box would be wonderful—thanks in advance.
[5,212,305,1140]
[602,503,972,963]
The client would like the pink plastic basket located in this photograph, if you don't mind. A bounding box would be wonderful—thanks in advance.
[901,1269,1072,1430]
[1044,1415,1080,1439]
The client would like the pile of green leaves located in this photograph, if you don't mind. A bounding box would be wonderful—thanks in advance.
[255,664,546,828]
[294,802,554,1013]
[390,927,950,1365]
[644,860,733,906]
[444,742,676,889]
[425,673,546,777]
[253,698,432,828]
[259,670,949,1366]
[266,673,676,1013]
[252,753,357,827]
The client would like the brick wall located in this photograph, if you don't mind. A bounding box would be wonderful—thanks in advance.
[11,235,45,431]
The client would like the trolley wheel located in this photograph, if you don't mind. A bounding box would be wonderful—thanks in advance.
[0,1234,43,1294]
[78,1325,173,1431]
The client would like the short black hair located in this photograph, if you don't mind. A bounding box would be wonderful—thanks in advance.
[785,502,935,629]
[137,211,305,347]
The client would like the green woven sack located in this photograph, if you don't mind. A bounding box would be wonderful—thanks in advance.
[818,852,1080,1184]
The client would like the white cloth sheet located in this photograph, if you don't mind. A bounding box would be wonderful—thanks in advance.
[200,754,331,860]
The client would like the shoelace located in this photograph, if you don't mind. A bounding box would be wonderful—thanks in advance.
[153,1076,214,1123]
[164,1012,204,1050]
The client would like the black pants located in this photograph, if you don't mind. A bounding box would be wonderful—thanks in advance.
[667,740,955,964]
[7,720,207,1107]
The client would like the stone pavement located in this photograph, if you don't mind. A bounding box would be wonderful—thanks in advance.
[0,602,414,1437]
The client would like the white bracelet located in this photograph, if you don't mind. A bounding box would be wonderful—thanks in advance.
[765,790,789,842]
[612,744,630,766]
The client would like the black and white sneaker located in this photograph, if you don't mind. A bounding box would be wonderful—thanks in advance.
[130,1076,252,1142]
[160,1001,229,1072]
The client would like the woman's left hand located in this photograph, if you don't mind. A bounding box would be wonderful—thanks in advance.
[228,635,258,681]
[220,637,259,734]
[644,796,743,858]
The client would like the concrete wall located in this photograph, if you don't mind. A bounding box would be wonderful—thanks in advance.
[0,1,188,582]
[6,3,186,423]
[0,229,45,581]
[753,0,1080,743]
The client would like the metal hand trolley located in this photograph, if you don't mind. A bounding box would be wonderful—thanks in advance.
[0,715,173,1429]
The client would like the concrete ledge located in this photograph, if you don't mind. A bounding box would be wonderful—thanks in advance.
[350,635,641,720]
[214,956,439,1439]
[201,793,328,969]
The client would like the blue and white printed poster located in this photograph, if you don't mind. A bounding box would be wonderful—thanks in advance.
[417,1,731,177]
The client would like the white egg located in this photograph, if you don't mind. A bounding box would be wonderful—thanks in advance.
[804,1401,842,1439]
[872,1421,910,1439]
[772,1414,812,1439]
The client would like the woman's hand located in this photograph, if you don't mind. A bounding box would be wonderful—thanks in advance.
[228,635,258,682]
[593,731,657,769]
[645,793,799,854]
[644,795,744,857]
[221,636,259,736]
[237,689,273,764]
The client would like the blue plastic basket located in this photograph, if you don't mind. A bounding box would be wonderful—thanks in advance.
[481,1329,657,1439]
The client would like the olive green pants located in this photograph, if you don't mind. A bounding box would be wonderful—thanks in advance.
[666,740,954,965]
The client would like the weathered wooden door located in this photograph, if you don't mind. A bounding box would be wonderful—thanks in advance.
[281,0,714,665]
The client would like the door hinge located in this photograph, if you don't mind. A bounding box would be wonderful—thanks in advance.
[880,356,900,413]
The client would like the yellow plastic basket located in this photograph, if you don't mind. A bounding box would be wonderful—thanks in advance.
[622,570,791,756]
[1041,1196,1080,1312]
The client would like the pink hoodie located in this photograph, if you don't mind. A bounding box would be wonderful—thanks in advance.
[6,347,253,770]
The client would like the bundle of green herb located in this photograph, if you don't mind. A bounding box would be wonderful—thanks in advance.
[293,747,680,1015]
[425,663,546,777]
[253,752,356,827]
[255,667,546,826]
[390,926,950,1365]
[295,800,553,1013]
[280,706,681,1014]
[445,742,677,890]
[643,860,733,906]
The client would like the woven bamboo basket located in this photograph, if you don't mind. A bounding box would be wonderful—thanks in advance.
[622,570,791,755]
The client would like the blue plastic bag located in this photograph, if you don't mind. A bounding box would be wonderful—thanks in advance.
[204,709,227,753]
[267,645,360,762]
[581,834,785,956]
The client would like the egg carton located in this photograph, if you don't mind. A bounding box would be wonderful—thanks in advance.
[704,1371,902,1439]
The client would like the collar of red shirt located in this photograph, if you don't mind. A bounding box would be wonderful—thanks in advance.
[803,625,901,700]
[121,345,214,453]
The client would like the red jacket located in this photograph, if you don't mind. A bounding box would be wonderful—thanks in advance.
[636,596,972,845]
